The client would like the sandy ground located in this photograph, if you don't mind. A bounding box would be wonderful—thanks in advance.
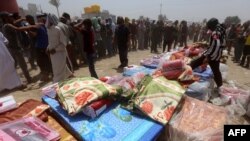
[0,48,249,103]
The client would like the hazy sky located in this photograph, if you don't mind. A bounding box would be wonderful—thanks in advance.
[17,0,250,22]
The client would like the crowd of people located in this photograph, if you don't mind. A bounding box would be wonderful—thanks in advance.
[0,11,249,92]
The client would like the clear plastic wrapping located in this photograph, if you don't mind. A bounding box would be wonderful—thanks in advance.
[167,96,227,141]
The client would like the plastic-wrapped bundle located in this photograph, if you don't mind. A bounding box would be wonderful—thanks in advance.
[167,96,227,141]
[161,60,185,80]
[101,75,124,85]
[220,86,250,108]
[219,63,228,81]
[185,80,212,101]
[193,67,213,80]
[158,52,174,69]
[193,63,208,73]
[115,73,146,99]
[220,86,250,116]
[184,47,199,57]
[178,65,194,82]
[140,58,160,69]
[170,51,186,60]
[123,65,155,76]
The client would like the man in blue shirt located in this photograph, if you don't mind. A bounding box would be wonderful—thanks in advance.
[34,14,52,82]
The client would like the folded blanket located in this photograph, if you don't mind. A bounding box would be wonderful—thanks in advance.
[0,99,49,124]
[57,77,121,115]
[133,76,185,125]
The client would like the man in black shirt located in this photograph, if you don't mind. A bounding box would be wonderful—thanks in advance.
[114,17,130,68]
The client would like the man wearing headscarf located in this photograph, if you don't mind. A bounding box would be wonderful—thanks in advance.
[46,14,73,83]
[92,17,104,58]
[190,18,226,91]
[62,12,79,70]
[0,31,23,91]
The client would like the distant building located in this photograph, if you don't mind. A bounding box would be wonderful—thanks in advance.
[81,10,116,22]
[0,0,19,13]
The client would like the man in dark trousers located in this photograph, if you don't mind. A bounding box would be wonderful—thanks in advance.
[1,12,32,83]
[114,17,130,69]
[75,19,98,78]
[190,18,226,91]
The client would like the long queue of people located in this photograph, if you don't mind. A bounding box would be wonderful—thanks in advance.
[0,11,249,92]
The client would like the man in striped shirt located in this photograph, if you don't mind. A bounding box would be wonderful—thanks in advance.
[191,18,226,88]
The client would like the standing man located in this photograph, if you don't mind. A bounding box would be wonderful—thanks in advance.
[130,19,138,51]
[137,20,145,50]
[25,15,37,70]
[62,12,79,70]
[173,20,179,49]
[179,20,188,47]
[75,19,98,78]
[240,27,250,68]
[163,23,175,52]
[114,17,130,69]
[190,18,226,90]
[151,21,159,53]
[226,24,237,55]
[1,12,32,83]
[34,14,52,82]
[46,14,73,82]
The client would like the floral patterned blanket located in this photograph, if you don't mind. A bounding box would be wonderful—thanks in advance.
[132,76,185,125]
[56,77,121,115]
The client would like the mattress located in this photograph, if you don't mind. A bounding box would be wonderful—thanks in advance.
[42,96,163,141]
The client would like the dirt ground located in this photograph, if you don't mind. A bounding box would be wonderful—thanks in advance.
[0,48,249,103]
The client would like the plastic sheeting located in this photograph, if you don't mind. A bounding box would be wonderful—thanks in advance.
[140,58,160,69]
[220,86,250,116]
[161,60,185,80]
[123,65,155,76]
[167,96,227,141]
[185,80,212,101]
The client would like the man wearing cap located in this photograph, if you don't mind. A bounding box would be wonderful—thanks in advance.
[190,18,226,91]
